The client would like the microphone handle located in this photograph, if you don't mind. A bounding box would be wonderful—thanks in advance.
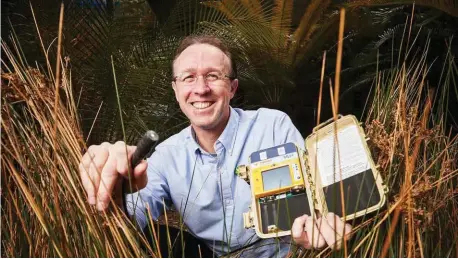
[122,130,159,211]
[130,130,159,169]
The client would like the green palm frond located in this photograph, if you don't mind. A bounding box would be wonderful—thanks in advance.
[61,0,188,143]
[241,0,266,18]
[344,0,458,17]
[346,3,456,91]
[291,0,332,59]
[271,0,293,31]
[372,6,406,24]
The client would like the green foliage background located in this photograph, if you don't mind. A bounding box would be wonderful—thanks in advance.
[2,0,457,144]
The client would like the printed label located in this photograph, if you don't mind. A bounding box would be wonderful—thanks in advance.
[260,151,267,161]
[314,124,371,187]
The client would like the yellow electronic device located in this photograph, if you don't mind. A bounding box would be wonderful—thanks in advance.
[242,115,387,238]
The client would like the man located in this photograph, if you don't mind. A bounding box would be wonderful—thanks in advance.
[79,35,352,257]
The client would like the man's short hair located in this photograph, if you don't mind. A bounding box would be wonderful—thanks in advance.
[173,35,237,78]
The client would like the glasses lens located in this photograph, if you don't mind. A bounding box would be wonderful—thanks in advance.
[182,74,196,84]
[176,71,228,86]
[205,72,221,82]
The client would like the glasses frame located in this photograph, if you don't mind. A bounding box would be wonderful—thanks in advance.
[172,71,236,86]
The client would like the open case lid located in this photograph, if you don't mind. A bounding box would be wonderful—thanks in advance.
[305,115,387,221]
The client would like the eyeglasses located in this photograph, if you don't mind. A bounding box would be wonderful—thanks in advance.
[173,71,234,86]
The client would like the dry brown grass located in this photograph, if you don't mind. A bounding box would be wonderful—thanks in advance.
[1,37,158,257]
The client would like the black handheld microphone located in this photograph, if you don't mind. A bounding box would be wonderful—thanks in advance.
[130,130,160,169]
[122,130,159,211]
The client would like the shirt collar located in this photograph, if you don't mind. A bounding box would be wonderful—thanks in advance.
[217,107,239,155]
[187,106,239,156]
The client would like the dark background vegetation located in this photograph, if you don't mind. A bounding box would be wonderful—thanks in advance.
[2,1,458,258]
[2,0,457,145]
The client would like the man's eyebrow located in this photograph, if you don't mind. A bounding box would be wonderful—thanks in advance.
[176,68,196,74]
[176,66,226,74]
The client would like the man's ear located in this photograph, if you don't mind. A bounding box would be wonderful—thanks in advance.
[229,79,238,99]
[172,81,179,102]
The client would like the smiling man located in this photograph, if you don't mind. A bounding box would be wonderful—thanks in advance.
[79,35,351,257]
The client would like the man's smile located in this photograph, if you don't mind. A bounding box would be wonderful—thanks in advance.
[190,101,215,110]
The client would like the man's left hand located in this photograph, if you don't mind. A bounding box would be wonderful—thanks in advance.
[291,212,352,250]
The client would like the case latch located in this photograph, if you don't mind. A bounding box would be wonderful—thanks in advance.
[243,208,255,229]
[236,165,250,183]
[313,114,343,132]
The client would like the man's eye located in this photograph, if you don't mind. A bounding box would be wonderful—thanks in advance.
[206,73,219,81]
[183,75,196,83]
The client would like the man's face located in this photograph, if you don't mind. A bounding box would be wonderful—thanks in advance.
[172,43,238,131]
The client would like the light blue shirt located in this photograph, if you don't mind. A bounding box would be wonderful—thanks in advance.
[126,107,305,257]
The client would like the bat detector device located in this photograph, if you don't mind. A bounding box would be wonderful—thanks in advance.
[241,115,388,239]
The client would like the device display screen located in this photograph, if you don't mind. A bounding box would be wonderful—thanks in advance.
[262,165,292,191]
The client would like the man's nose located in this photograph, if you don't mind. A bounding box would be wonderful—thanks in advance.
[192,76,211,95]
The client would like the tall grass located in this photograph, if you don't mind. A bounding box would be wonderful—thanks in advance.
[362,46,458,257]
[296,38,457,258]
[1,34,158,257]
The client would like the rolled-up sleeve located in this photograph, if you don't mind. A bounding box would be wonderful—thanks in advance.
[125,150,172,229]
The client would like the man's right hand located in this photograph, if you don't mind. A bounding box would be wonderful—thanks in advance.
[79,141,148,211]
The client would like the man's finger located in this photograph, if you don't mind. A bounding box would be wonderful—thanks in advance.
[79,162,96,205]
[292,214,311,249]
[133,159,148,177]
[87,146,109,202]
[132,160,148,191]
[334,214,352,238]
[325,213,352,250]
[88,161,100,201]
[80,146,100,205]
[305,216,326,249]
[327,213,352,237]
[97,154,118,211]
[113,141,130,176]
[317,216,338,250]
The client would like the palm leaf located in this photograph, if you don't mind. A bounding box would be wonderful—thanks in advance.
[344,0,458,17]
[291,0,332,58]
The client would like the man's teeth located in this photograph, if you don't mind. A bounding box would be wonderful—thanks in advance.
[192,102,212,109]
